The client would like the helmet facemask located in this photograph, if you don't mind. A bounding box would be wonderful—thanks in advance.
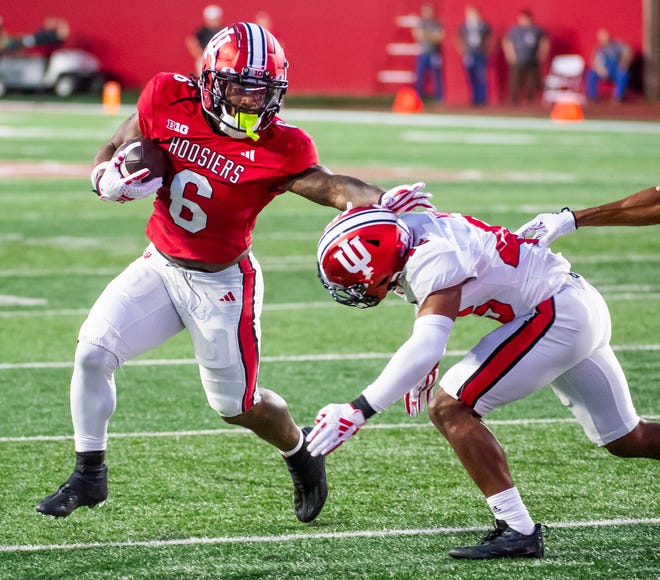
[317,265,384,309]
[199,22,288,140]
[200,70,287,140]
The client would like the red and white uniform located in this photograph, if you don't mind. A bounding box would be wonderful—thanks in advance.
[73,74,318,449]
[139,72,318,263]
[397,212,639,446]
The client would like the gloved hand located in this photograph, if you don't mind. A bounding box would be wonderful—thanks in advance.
[379,182,435,214]
[305,403,366,457]
[514,208,577,246]
[93,153,163,203]
[403,363,439,417]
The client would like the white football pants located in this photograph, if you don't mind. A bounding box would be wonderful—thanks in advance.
[71,244,264,452]
[440,274,640,446]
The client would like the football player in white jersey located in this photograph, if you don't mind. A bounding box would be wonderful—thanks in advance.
[516,185,660,245]
[307,203,659,559]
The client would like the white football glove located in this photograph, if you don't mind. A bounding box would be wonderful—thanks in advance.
[379,182,436,214]
[514,208,577,246]
[403,363,439,418]
[305,403,366,457]
[93,152,162,203]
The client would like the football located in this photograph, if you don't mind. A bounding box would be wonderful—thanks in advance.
[115,138,168,182]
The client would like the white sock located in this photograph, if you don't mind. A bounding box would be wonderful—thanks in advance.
[486,487,536,536]
[280,428,304,458]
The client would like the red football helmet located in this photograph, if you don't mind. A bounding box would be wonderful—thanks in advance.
[317,205,411,308]
[199,22,288,139]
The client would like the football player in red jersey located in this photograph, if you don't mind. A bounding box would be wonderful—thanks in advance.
[306,204,659,558]
[35,22,434,522]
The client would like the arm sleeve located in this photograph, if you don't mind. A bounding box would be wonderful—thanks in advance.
[361,314,454,412]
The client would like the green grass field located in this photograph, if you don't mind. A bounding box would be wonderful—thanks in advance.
[0,103,658,579]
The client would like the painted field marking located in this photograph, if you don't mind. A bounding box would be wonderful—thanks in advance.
[1,517,658,553]
[0,343,658,371]
[2,415,659,444]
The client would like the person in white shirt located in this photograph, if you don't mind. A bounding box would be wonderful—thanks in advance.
[307,195,659,559]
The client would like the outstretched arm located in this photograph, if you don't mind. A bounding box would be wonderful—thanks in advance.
[284,164,383,210]
[285,165,436,213]
[515,186,660,245]
[572,186,660,227]
[306,286,462,456]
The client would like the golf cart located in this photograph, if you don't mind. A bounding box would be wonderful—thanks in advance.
[0,47,106,97]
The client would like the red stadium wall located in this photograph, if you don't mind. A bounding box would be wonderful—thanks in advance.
[2,1,643,104]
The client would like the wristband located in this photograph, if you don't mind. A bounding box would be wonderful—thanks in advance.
[350,395,377,419]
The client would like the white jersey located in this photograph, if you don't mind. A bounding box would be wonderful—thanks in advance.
[397,212,571,322]
[396,212,639,447]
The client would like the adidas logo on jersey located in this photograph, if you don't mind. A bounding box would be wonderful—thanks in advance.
[240,149,255,161]
[219,291,237,302]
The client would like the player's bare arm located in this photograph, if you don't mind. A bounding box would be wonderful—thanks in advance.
[516,185,660,245]
[92,114,142,165]
[284,164,383,210]
[573,185,660,227]
[417,284,463,319]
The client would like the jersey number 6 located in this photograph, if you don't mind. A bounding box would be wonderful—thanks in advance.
[168,169,212,233]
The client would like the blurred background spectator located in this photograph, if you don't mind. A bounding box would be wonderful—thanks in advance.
[255,11,273,32]
[457,5,492,106]
[0,15,9,53]
[185,4,223,74]
[586,28,633,103]
[0,16,70,57]
[502,9,550,104]
[412,2,445,103]
[255,11,282,47]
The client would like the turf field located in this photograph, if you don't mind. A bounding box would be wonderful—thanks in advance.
[0,103,658,579]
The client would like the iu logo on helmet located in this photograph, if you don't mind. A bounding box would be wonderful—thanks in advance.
[333,237,374,281]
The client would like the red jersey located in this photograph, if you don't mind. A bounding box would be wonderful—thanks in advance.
[137,73,319,263]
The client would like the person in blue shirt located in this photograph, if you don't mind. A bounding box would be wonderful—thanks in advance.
[457,6,492,106]
[586,29,633,102]
[412,3,445,102]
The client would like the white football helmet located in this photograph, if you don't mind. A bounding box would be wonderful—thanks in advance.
[199,22,288,140]
[317,205,411,308]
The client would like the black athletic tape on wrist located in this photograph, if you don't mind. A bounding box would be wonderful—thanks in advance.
[351,395,377,419]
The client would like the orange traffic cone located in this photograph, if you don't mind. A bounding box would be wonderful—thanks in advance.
[103,81,121,115]
[392,87,423,114]
[550,96,584,123]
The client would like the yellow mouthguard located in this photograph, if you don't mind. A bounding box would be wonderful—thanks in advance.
[237,113,260,142]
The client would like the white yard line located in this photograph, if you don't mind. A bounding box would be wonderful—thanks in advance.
[1,517,658,553]
[1,280,659,318]
[1,344,658,371]
[1,255,659,279]
[2,416,659,444]
[2,104,659,131]
[285,109,660,134]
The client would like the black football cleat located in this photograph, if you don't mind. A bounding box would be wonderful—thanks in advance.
[283,427,328,523]
[35,466,108,518]
[449,520,544,559]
